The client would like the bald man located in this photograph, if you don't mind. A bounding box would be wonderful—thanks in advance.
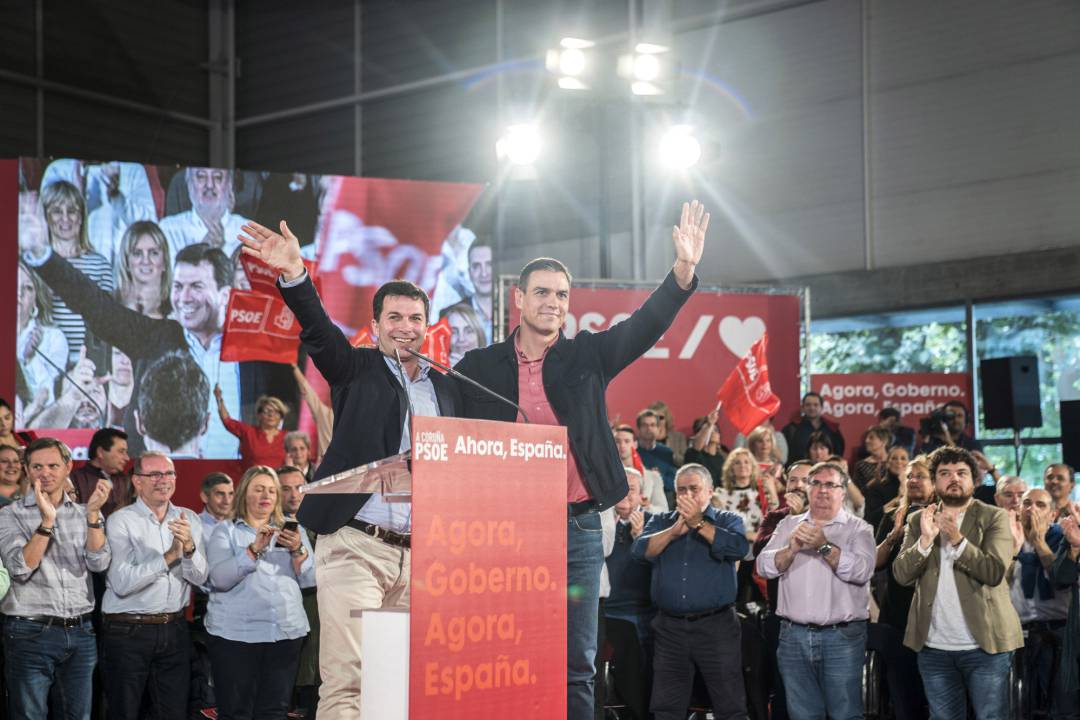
[1010,488,1072,718]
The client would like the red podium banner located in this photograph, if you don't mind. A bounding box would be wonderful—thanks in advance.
[410,416,568,718]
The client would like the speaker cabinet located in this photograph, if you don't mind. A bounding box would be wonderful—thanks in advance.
[979,356,1042,430]
[1061,400,1080,470]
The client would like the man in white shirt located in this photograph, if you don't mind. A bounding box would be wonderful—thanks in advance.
[893,446,1023,720]
[160,167,251,264]
[102,451,207,719]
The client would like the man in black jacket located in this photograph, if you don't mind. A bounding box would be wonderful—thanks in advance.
[238,219,462,720]
[454,200,709,720]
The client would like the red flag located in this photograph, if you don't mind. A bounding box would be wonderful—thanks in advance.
[349,327,376,349]
[221,290,301,364]
[716,333,781,436]
[420,317,452,372]
[241,254,318,296]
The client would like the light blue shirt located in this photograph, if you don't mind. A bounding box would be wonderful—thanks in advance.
[102,498,209,614]
[353,355,440,533]
[185,329,242,459]
[205,519,315,643]
[199,509,225,549]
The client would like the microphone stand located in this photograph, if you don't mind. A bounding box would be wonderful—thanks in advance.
[403,346,530,423]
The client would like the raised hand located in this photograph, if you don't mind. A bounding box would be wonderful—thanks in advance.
[669,516,689,537]
[919,506,940,548]
[86,478,112,515]
[238,221,305,281]
[167,515,193,552]
[629,509,645,539]
[19,192,49,259]
[278,527,303,552]
[785,491,805,515]
[672,200,709,266]
[1008,509,1024,554]
[33,478,57,525]
[1062,514,1080,549]
[213,384,223,402]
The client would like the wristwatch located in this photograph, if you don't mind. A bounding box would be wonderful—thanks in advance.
[817,542,834,558]
[248,543,267,560]
[183,542,196,558]
[693,518,707,530]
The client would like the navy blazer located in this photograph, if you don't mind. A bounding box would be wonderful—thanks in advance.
[279,275,461,535]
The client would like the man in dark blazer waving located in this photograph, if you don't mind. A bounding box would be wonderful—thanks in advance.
[238,219,461,720]
[454,200,709,720]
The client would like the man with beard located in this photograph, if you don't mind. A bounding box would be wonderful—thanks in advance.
[21,231,244,458]
[160,167,251,262]
[893,446,1022,720]
[237,218,462,720]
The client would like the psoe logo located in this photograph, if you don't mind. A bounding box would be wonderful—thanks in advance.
[272,306,295,332]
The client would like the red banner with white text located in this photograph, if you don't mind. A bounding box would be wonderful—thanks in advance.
[811,373,972,460]
[410,416,567,716]
[508,287,801,447]
[220,290,302,364]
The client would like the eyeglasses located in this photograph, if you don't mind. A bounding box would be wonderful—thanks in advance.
[136,471,177,480]
[808,479,845,492]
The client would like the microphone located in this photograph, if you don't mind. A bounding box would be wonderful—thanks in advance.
[402,346,530,423]
[393,348,417,449]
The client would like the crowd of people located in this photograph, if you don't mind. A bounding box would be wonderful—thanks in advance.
[7,184,1080,720]
[597,393,1080,720]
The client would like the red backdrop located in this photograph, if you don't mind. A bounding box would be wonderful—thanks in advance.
[811,372,973,460]
[508,285,802,447]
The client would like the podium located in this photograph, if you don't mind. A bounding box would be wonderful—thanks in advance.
[302,416,569,719]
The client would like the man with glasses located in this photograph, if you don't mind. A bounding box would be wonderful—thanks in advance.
[0,437,112,718]
[632,463,749,720]
[757,462,876,719]
[892,446,1023,720]
[101,451,207,718]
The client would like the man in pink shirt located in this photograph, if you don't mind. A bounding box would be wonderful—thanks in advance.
[456,200,709,720]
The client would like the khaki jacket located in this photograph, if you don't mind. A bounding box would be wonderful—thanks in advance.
[892,499,1023,654]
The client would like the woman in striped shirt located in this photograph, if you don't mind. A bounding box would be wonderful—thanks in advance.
[40,179,114,367]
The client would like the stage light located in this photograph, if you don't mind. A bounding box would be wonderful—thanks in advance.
[618,42,672,96]
[659,126,701,170]
[496,124,541,166]
[546,37,595,91]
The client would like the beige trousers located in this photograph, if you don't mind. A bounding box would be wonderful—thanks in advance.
[314,526,410,720]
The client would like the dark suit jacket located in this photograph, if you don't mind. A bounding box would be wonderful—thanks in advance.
[280,275,461,535]
[454,270,696,510]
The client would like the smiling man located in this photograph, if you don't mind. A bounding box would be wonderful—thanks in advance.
[238,218,462,720]
[454,200,709,720]
[892,446,1023,720]
[20,236,243,458]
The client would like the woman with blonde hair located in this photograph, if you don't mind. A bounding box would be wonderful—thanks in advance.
[115,220,172,318]
[746,425,781,466]
[215,390,289,469]
[206,465,314,719]
[712,447,779,542]
[40,180,114,365]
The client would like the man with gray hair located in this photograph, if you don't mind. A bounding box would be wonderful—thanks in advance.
[756,461,876,720]
[102,450,208,718]
[632,463,749,720]
[160,167,251,261]
[996,475,1028,555]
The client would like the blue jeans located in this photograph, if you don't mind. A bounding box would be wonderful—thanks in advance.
[567,510,604,720]
[4,616,97,719]
[777,620,866,720]
[917,646,1012,720]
